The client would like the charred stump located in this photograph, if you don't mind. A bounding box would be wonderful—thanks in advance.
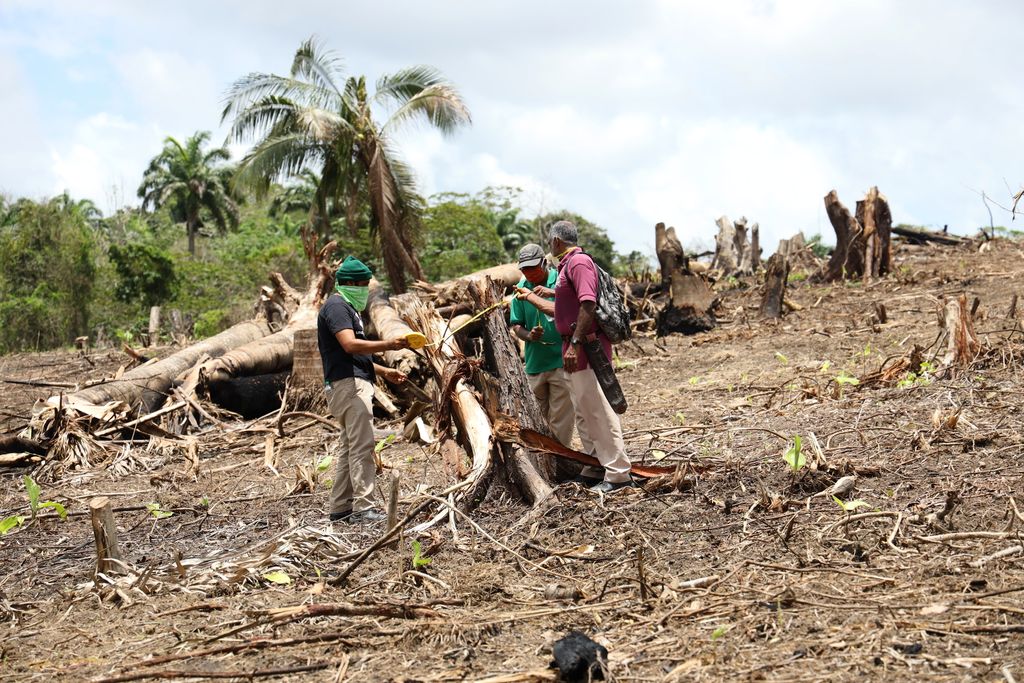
[655,223,716,336]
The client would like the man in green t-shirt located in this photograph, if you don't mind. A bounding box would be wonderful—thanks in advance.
[509,243,581,449]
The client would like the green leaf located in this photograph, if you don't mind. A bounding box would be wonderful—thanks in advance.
[835,372,860,386]
[775,352,788,365]
[262,570,292,585]
[411,540,431,569]
[688,376,700,385]
[316,455,333,472]
[0,515,25,534]
[146,502,173,519]
[833,497,871,512]
[38,501,67,520]
[782,436,805,472]
[23,475,41,516]
[819,360,831,372]
[711,626,728,640]
[374,434,396,454]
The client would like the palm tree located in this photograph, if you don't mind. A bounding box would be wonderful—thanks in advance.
[138,131,240,257]
[49,191,102,227]
[222,37,471,292]
[492,208,534,257]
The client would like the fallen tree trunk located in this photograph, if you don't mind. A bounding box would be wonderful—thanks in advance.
[416,263,523,307]
[892,225,965,246]
[655,222,716,335]
[53,320,274,414]
[470,278,554,502]
[368,279,421,379]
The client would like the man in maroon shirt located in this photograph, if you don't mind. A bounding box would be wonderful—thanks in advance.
[548,220,633,492]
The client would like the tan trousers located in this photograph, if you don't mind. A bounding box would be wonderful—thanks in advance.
[527,369,578,447]
[326,377,377,514]
[569,368,632,483]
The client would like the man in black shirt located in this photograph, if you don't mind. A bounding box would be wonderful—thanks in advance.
[318,256,410,523]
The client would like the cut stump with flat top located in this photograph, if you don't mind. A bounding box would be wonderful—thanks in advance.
[90,496,123,575]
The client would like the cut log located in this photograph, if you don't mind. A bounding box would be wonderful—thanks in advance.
[892,225,965,246]
[655,223,716,336]
[469,278,554,502]
[147,306,160,347]
[759,252,789,319]
[90,496,123,576]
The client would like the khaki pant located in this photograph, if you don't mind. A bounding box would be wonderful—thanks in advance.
[527,369,578,447]
[569,368,632,484]
[326,377,377,514]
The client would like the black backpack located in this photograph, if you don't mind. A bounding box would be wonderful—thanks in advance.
[569,251,631,344]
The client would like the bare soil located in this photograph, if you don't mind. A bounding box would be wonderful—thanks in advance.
[2,239,1024,682]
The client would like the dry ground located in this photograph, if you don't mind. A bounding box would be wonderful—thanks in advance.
[2,238,1024,682]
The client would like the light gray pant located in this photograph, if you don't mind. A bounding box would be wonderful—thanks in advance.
[326,377,377,514]
[527,368,579,447]
[569,368,632,483]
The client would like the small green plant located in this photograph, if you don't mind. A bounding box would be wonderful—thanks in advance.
[0,515,26,534]
[688,376,700,385]
[146,502,173,519]
[832,496,870,512]
[673,412,686,425]
[782,436,805,472]
[787,270,809,283]
[374,434,396,454]
[410,540,431,569]
[834,371,859,386]
[711,625,729,640]
[819,360,831,373]
[24,476,67,520]
[613,353,638,370]
[775,352,789,365]
[316,455,333,472]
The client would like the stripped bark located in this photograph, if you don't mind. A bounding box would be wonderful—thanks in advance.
[938,294,981,374]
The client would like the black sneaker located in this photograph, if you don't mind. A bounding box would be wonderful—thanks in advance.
[589,479,635,493]
[329,510,353,522]
[347,509,387,524]
[570,474,603,486]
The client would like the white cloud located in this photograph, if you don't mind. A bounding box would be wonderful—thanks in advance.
[50,113,161,211]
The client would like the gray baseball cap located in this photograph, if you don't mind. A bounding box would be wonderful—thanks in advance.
[517,243,546,268]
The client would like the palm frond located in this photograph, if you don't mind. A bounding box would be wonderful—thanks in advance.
[381,84,471,136]
[233,133,327,197]
[221,73,340,127]
[290,36,345,98]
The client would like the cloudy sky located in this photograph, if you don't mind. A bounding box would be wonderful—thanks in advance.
[1,0,1021,255]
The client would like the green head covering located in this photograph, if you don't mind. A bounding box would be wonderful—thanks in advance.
[335,255,373,284]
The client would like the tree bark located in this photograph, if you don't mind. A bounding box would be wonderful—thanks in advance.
[422,263,524,307]
[713,216,761,276]
[90,496,123,576]
[368,279,421,378]
[759,252,789,319]
[712,216,739,274]
[819,188,894,282]
[938,294,981,374]
[469,279,554,503]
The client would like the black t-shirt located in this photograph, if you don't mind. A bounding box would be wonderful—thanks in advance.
[317,294,375,383]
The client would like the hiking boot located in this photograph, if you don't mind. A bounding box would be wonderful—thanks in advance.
[589,479,634,493]
[329,510,353,522]
[570,474,602,487]
[347,509,387,524]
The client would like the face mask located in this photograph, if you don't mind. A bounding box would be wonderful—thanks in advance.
[336,284,369,312]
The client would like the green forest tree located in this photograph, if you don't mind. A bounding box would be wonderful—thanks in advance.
[222,37,471,292]
[420,192,506,281]
[137,131,240,257]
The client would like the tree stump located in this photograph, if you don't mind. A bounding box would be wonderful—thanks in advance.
[90,496,123,576]
[759,253,790,319]
[713,216,761,276]
[937,294,981,374]
[819,187,893,282]
[470,279,556,499]
[655,223,716,336]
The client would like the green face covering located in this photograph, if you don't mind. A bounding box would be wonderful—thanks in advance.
[336,284,369,312]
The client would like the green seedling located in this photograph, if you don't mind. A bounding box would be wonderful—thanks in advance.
[775,352,789,365]
[819,360,831,373]
[262,570,292,585]
[833,496,871,512]
[316,455,333,472]
[23,476,66,520]
[711,626,729,640]
[673,412,686,425]
[834,372,859,386]
[650,449,668,462]
[782,436,805,472]
[613,354,638,370]
[375,434,396,454]
[146,502,173,519]
[0,516,26,535]
[410,540,431,569]
[688,376,700,385]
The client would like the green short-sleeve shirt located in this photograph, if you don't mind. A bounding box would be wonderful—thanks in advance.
[508,269,563,375]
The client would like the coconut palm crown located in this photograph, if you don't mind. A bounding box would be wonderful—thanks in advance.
[221,36,471,292]
[137,131,240,257]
